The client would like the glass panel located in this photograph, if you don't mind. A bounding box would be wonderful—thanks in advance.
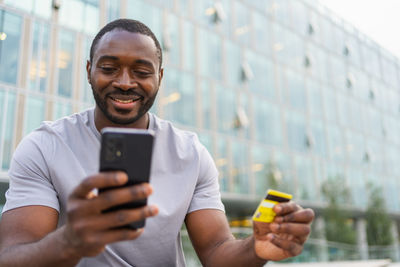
[2,92,16,169]
[216,137,229,192]
[193,0,215,27]
[286,69,306,112]
[28,21,50,92]
[53,100,72,121]
[165,13,180,67]
[323,88,338,123]
[84,3,99,35]
[4,0,51,18]
[232,140,249,194]
[251,145,271,196]
[274,150,294,193]
[225,40,241,86]
[162,69,195,126]
[59,0,84,31]
[201,79,212,130]
[24,95,45,136]
[286,111,307,152]
[347,168,366,208]
[294,155,315,200]
[182,21,195,72]
[107,0,120,22]
[233,1,250,45]
[80,37,93,104]
[126,0,162,41]
[198,28,222,81]
[326,124,345,163]
[246,51,275,100]
[252,98,282,146]
[0,10,22,85]
[57,29,75,97]
[310,120,327,158]
[253,12,271,55]
[307,79,323,119]
[216,84,235,134]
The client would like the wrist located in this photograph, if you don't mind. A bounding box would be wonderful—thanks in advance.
[53,226,82,262]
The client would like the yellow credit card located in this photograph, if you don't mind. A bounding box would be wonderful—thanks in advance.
[252,189,292,223]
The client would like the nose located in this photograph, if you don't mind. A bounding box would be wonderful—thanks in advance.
[112,69,136,91]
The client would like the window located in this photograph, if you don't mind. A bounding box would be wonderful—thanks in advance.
[162,68,195,126]
[182,21,195,72]
[53,100,72,121]
[216,137,229,192]
[200,80,212,130]
[225,40,241,86]
[164,13,180,67]
[28,21,50,92]
[198,28,222,81]
[252,12,271,55]
[127,0,162,41]
[0,89,17,170]
[24,94,46,136]
[286,111,307,152]
[307,79,323,119]
[4,0,52,19]
[294,155,316,200]
[251,145,272,196]
[59,0,99,35]
[252,98,282,146]
[233,1,250,45]
[246,51,275,100]
[232,140,249,194]
[286,69,306,112]
[0,10,22,85]
[216,84,235,134]
[57,29,75,98]
[106,0,120,22]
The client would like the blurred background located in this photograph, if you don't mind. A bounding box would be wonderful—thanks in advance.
[1,0,400,265]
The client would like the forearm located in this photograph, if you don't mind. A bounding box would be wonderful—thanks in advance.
[0,226,81,267]
[205,235,267,267]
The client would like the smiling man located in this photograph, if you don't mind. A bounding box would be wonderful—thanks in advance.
[0,19,314,266]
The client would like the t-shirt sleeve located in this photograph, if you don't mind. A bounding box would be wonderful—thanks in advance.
[187,141,225,214]
[2,131,60,213]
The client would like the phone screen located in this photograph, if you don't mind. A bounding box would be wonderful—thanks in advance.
[99,127,155,229]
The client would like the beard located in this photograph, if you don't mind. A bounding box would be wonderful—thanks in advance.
[91,85,158,125]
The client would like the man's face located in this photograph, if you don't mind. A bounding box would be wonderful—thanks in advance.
[87,30,163,126]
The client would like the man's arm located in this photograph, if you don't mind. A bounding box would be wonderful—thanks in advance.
[0,172,158,267]
[185,203,314,266]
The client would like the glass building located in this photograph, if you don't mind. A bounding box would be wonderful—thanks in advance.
[1,0,400,263]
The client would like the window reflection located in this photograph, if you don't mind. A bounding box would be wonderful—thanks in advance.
[59,0,99,35]
[4,0,51,19]
[252,98,282,146]
[0,10,22,85]
[28,21,50,92]
[0,89,16,170]
[127,0,162,41]
[232,140,249,194]
[24,95,45,136]
[294,155,316,200]
[57,29,75,98]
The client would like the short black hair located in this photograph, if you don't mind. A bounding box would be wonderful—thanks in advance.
[89,18,162,69]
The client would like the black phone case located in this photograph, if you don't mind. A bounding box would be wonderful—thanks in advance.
[99,127,154,229]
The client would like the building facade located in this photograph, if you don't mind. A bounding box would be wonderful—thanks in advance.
[1,0,400,263]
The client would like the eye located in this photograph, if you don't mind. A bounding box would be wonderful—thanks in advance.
[134,70,153,77]
[99,66,117,73]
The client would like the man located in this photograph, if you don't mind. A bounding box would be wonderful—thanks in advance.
[0,19,314,266]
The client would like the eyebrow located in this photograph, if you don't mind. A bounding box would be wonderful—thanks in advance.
[97,56,155,70]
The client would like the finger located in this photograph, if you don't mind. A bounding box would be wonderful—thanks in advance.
[274,208,315,223]
[95,205,159,230]
[273,202,300,215]
[71,172,128,198]
[267,233,304,257]
[269,222,311,238]
[94,183,153,211]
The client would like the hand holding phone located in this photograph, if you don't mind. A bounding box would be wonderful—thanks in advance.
[99,127,155,229]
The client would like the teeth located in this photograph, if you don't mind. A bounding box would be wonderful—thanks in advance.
[114,98,133,104]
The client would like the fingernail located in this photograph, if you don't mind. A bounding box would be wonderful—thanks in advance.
[271,223,280,231]
[275,205,282,213]
[267,233,275,241]
[117,172,128,183]
[149,205,158,215]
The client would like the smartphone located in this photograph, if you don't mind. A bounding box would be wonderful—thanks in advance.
[99,127,155,229]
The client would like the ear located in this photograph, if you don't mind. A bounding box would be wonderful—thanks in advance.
[86,60,92,84]
[158,68,164,87]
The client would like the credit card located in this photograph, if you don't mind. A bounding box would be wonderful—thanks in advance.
[252,189,292,223]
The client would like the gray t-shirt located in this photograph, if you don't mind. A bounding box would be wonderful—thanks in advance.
[3,108,224,266]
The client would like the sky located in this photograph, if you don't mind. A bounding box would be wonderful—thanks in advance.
[318,0,400,59]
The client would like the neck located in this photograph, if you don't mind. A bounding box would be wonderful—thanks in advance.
[94,107,149,132]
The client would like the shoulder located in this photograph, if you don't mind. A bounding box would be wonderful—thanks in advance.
[151,113,201,149]
[14,108,95,160]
